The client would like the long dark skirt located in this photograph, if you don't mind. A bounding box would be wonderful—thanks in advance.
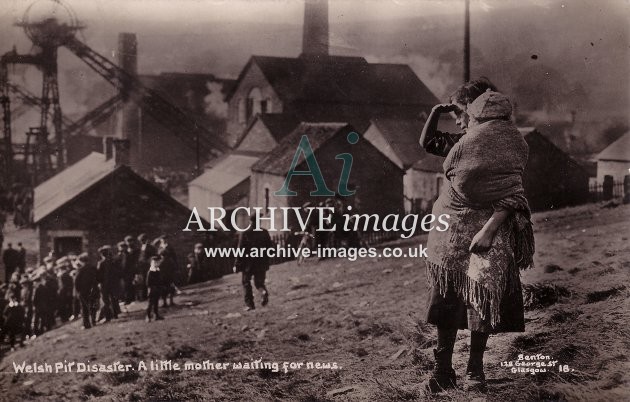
[425,276,525,333]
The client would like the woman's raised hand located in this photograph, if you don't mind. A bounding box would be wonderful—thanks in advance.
[432,103,459,114]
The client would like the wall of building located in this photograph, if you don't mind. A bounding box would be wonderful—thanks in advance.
[226,62,283,147]
[250,131,404,231]
[66,135,109,166]
[404,169,443,213]
[348,135,404,217]
[362,124,403,169]
[223,179,251,210]
[188,185,223,210]
[249,172,290,231]
[236,119,279,153]
[523,133,590,211]
[134,112,226,172]
[597,160,630,183]
[66,114,227,174]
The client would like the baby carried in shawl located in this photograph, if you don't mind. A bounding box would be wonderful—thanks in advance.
[426,91,535,328]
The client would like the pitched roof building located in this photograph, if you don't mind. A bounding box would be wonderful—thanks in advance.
[363,118,426,171]
[362,116,458,213]
[34,138,203,260]
[519,128,590,210]
[596,131,630,183]
[225,54,438,147]
[249,122,404,230]
[190,0,440,222]
[251,122,351,176]
[235,113,301,153]
[188,151,262,213]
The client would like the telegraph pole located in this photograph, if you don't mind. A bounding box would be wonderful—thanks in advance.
[464,0,470,83]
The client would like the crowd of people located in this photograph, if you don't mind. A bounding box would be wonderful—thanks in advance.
[0,185,33,229]
[0,233,216,351]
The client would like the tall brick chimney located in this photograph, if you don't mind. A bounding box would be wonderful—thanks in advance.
[117,33,140,169]
[301,0,329,57]
[118,33,137,101]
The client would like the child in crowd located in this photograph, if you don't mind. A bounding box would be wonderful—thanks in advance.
[3,293,25,349]
[145,256,164,322]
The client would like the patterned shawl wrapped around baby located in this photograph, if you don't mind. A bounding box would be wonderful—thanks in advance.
[426,117,535,327]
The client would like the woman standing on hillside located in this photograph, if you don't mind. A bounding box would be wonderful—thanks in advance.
[419,79,535,393]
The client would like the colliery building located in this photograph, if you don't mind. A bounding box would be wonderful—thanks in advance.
[34,138,204,260]
[65,54,236,173]
[190,0,439,222]
[43,0,594,246]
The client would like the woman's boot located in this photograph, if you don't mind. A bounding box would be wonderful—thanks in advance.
[424,327,458,393]
[464,331,489,392]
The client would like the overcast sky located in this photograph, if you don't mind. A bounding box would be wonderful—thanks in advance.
[1,0,556,27]
[1,0,627,136]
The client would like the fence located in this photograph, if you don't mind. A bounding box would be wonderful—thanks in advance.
[361,229,404,245]
[588,178,627,202]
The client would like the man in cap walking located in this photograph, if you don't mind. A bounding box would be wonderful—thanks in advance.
[96,246,118,322]
[233,215,273,311]
[74,253,97,329]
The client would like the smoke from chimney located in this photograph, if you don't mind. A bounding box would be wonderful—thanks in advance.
[301,0,329,57]
[204,81,228,119]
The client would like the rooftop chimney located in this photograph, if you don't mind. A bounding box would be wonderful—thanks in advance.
[301,0,329,57]
[103,137,114,160]
[112,138,131,167]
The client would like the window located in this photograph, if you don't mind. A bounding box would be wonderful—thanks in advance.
[262,98,272,114]
[246,87,262,121]
[237,98,246,123]
[246,98,253,122]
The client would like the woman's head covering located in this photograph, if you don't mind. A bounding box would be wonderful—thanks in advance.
[467,90,512,120]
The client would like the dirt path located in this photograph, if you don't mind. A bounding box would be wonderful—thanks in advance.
[1,204,629,401]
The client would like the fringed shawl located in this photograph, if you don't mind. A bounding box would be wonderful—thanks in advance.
[426,119,535,327]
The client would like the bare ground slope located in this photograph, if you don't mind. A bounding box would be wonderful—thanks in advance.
[1,203,628,401]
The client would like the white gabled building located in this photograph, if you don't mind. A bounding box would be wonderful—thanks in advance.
[596,132,630,183]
